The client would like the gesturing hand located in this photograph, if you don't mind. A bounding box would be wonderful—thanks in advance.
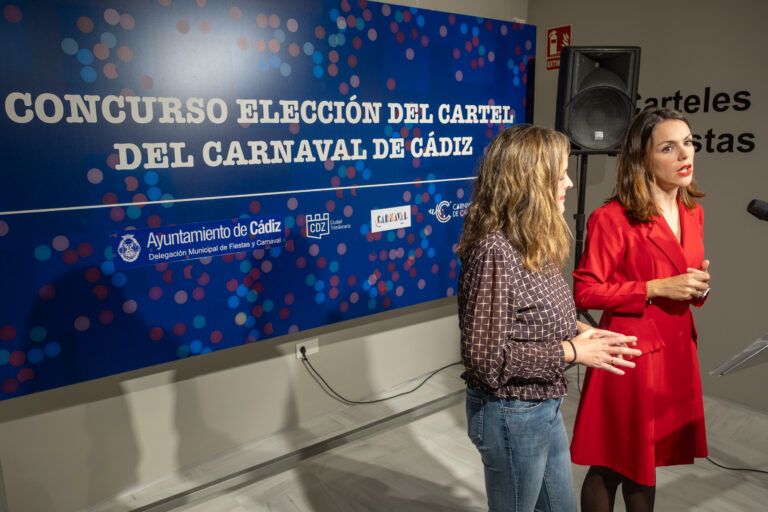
[568,329,642,375]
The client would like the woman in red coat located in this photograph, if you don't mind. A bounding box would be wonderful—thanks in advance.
[570,108,711,512]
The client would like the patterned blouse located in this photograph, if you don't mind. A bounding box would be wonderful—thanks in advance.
[458,231,578,400]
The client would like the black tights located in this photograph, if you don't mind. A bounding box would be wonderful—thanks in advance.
[581,466,656,512]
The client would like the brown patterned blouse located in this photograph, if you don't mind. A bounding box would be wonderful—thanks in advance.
[458,231,578,399]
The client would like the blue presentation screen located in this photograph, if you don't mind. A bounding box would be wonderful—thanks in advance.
[0,0,535,399]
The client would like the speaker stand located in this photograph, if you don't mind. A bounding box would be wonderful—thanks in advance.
[565,154,599,375]
[574,153,598,328]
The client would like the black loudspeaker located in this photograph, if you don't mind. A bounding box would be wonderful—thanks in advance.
[555,46,641,154]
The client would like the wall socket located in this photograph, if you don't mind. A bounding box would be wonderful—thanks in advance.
[295,337,319,359]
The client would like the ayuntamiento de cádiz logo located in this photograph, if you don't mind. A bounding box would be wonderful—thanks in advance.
[117,234,141,263]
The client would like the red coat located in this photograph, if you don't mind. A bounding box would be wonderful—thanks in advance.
[570,199,708,486]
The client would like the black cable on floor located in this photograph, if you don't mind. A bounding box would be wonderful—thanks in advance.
[300,349,462,405]
[706,457,768,475]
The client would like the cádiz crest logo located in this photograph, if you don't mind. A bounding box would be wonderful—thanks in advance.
[117,234,141,263]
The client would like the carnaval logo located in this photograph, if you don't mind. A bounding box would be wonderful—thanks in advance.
[430,200,452,223]
[429,200,470,223]
[370,205,411,233]
[117,234,141,263]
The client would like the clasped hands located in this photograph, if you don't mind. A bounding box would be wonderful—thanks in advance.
[647,259,711,302]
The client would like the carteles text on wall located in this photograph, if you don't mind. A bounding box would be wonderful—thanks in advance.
[637,87,754,153]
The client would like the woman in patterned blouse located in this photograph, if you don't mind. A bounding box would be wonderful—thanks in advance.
[457,124,641,512]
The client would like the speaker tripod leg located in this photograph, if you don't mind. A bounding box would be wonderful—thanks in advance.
[573,154,598,330]
[578,309,598,327]
[573,153,589,268]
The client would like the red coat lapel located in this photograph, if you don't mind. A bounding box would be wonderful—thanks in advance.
[680,204,702,268]
[647,213,688,274]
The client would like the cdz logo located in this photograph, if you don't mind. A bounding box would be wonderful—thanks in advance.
[305,213,330,239]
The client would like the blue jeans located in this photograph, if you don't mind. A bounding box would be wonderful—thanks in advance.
[466,387,576,512]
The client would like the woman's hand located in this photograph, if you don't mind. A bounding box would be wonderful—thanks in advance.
[563,329,642,375]
[647,260,710,301]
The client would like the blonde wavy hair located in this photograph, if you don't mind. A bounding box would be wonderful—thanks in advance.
[458,124,572,271]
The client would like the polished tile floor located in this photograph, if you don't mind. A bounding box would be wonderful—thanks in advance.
[133,366,768,512]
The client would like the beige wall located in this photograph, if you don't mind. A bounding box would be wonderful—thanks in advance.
[529,0,768,411]
[0,2,526,512]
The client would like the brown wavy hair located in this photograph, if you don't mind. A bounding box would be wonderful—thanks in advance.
[457,124,571,271]
[613,107,704,221]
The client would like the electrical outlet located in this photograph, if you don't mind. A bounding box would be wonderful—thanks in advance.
[296,337,319,359]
